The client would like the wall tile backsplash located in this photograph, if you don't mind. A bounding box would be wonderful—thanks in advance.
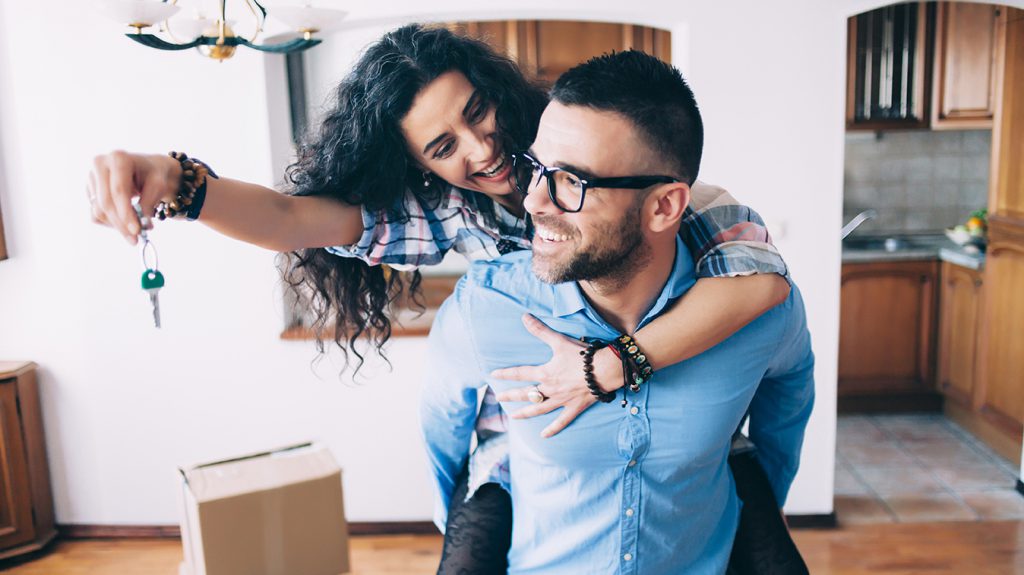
[844,130,990,235]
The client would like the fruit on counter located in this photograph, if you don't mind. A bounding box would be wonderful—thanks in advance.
[965,209,988,234]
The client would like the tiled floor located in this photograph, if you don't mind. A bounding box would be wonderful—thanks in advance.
[835,414,1024,524]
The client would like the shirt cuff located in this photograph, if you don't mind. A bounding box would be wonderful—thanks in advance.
[323,206,380,263]
[695,241,790,279]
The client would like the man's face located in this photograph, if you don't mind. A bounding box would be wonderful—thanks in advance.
[525,102,653,285]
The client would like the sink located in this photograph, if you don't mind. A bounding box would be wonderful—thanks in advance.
[843,236,929,252]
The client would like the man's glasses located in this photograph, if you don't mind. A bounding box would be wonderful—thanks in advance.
[511,151,680,213]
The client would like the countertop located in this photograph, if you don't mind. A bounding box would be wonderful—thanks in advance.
[842,234,986,270]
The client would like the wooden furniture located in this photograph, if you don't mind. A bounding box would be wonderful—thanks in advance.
[944,8,1024,466]
[990,8,1024,221]
[0,362,56,560]
[931,3,1006,129]
[936,261,984,410]
[846,2,931,130]
[972,221,1024,450]
[847,2,1009,131]
[838,260,941,412]
[0,198,7,261]
[449,20,671,85]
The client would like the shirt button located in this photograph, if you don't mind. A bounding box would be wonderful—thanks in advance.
[625,508,634,517]
[630,406,639,415]
[628,459,637,467]
[623,553,633,561]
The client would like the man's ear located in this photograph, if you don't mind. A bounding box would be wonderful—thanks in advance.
[646,182,690,233]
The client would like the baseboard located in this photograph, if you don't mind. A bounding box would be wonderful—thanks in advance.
[59,524,181,539]
[786,512,837,529]
[60,514,837,540]
[58,521,440,540]
[348,521,439,535]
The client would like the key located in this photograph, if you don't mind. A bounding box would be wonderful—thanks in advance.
[141,269,165,328]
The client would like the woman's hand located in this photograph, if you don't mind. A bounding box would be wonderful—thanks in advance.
[87,151,181,245]
[492,314,622,438]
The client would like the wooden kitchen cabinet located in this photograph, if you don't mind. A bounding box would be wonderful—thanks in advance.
[931,3,1006,129]
[846,2,931,130]
[936,261,984,409]
[839,261,941,411]
[449,20,671,85]
[0,200,7,261]
[990,8,1024,220]
[974,221,1024,443]
[0,362,56,560]
[952,7,1024,465]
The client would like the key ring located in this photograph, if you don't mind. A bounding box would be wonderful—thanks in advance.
[131,197,158,271]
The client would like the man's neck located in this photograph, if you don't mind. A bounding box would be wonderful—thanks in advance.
[578,239,677,335]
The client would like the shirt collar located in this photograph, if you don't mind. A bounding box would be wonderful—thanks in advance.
[550,236,695,323]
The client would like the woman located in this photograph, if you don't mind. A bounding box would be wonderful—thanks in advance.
[88,24,801,573]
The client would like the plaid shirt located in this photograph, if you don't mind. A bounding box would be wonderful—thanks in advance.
[328,181,788,496]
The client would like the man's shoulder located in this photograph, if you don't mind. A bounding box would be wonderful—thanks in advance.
[454,250,561,317]
[463,249,534,286]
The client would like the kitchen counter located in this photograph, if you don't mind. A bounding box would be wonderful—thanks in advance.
[842,234,986,270]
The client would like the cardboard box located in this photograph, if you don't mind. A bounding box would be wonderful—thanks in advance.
[178,442,350,575]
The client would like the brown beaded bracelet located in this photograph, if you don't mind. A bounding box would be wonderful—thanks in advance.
[156,151,218,221]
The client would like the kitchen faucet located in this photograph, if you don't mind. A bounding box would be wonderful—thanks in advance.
[841,209,878,240]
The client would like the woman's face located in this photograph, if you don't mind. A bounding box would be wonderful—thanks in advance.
[400,71,515,198]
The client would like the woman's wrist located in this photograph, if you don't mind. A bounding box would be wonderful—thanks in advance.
[592,346,624,393]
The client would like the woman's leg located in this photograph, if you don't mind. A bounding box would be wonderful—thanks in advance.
[726,449,809,575]
[437,465,513,575]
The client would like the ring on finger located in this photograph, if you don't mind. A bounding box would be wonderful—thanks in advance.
[527,386,547,404]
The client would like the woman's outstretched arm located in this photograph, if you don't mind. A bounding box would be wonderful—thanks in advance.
[88,150,363,252]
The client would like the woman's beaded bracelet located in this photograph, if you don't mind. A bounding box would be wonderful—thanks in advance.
[156,151,218,221]
[580,339,616,404]
[613,334,654,391]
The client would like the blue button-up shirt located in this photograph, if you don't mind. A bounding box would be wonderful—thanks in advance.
[421,238,814,575]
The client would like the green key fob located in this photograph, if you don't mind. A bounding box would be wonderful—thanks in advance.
[141,269,165,290]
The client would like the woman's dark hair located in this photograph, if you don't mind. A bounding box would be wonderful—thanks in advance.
[281,24,548,371]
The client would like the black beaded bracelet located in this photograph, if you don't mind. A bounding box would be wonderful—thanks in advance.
[580,339,616,403]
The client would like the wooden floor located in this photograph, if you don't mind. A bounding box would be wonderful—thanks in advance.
[3,521,1024,574]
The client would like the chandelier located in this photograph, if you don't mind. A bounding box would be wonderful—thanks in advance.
[99,0,347,61]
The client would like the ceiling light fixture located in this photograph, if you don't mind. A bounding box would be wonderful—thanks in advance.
[99,0,347,61]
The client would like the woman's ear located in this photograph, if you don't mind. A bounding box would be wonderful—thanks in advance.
[646,182,690,233]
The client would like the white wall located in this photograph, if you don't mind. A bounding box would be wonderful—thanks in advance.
[2,0,1018,526]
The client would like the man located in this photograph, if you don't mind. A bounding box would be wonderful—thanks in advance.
[421,51,815,574]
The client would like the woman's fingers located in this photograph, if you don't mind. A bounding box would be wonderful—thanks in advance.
[89,151,175,245]
[86,171,107,225]
[510,400,560,419]
[495,385,542,403]
[541,404,588,438]
[91,156,132,243]
[491,365,541,384]
[107,152,141,240]
[521,314,576,347]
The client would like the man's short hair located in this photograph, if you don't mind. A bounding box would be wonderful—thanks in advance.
[550,50,703,186]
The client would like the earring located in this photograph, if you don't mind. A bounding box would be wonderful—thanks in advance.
[422,171,431,188]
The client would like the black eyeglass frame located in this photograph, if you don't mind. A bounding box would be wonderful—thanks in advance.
[512,151,680,213]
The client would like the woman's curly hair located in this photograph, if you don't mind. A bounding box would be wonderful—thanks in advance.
[281,24,548,371]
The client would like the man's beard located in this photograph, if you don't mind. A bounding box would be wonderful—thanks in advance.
[532,209,651,288]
